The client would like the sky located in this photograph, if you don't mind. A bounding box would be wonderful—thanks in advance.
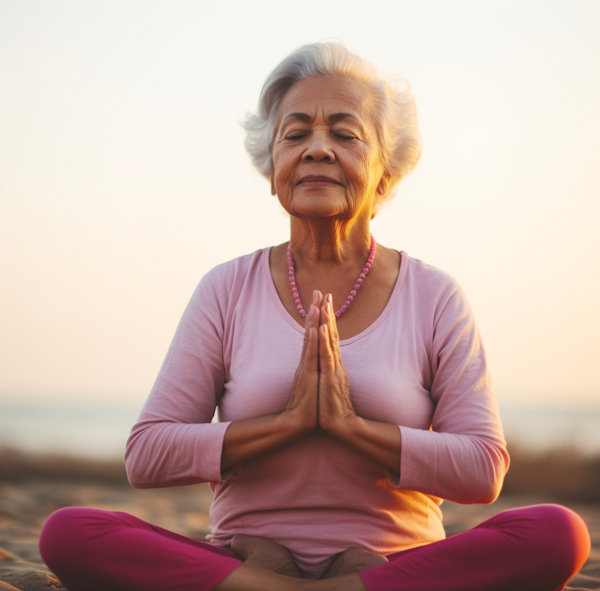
[1,0,599,409]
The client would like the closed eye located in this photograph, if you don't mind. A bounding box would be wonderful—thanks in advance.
[285,132,308,140]
[283,131,358,141]
[336,134,355,141]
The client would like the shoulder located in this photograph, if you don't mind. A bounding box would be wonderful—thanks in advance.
[400,253,474,325]
[176,247,271,333]
[198,247,268,291]
[187,247,270,317]
[162,247,273,346]
[403,253,463,297]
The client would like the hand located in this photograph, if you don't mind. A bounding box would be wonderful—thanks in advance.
[283,290,322,434]
[230,534,302,578]
[317,293,357,434]
[323,548,389,578]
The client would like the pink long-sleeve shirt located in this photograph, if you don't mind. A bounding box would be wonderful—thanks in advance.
[125,247,509,578]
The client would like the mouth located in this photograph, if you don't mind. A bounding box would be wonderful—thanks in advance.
[297,175,340,187]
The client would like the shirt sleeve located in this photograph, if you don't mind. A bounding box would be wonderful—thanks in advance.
[124,271,232,488]
[393,280,509,504]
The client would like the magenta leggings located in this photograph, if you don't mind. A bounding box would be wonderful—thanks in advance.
[39,504,590,591]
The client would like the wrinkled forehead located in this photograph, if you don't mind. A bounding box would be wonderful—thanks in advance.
[274,76,376,133]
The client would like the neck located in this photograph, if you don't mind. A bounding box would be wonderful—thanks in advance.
[288,213,372,268]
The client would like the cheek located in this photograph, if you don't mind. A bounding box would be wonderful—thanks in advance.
[346,153,371,187]
[272,150,294,184]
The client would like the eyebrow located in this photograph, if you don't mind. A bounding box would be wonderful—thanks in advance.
[283,112,361,124]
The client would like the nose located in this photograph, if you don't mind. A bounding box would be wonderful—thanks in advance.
[302,131,335,163]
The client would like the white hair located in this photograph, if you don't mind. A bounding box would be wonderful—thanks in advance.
[243,42,421,213]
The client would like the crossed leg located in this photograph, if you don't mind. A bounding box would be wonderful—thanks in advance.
[218,505,591,591]
[40,504,590,591]
[39,507,241,591]
[357,504,591,591]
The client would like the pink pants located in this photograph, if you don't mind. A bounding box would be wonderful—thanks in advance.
[39,504,590,591]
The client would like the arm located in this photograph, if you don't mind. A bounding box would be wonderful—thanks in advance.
[124,271,232,488]
[125,275,323,487]
[316,297,402,473]
[326,415,402,474]
[220,292,322,471]
[392,282,509,503]
[317,286,508,504]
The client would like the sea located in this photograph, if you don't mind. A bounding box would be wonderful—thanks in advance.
[1,401,600,460]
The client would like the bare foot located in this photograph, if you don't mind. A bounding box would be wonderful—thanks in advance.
[323,547,389,578]
[230,534,303,579]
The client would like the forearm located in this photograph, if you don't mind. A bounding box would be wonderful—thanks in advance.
[221,412,311,472]
[220,296,321,473]
[327,416,401,473]
[126,420,231,488]
[397,427,508,503]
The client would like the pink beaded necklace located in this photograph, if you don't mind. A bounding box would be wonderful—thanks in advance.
[287,234,377,319]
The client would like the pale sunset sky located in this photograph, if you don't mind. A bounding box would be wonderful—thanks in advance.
[1,0,599,409]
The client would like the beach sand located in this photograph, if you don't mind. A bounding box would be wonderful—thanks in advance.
[1,479,599,590]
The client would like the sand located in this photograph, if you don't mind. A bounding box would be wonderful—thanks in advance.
[1,480,599,590]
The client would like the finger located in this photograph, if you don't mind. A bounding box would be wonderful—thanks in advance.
[323,294,342,364]
[305,326,319,373]
[305,292,322,362]
[308,293,321,333]
[319,292,328,327]
[319,295,332,358]
[301,297,319,358]
[313,290,323,313]
[318,323,335,373]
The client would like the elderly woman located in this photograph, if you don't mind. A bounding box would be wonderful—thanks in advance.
[40,43,590,591]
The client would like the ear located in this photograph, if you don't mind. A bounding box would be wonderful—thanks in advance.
[270,176,276,196]
[376,171,392,196]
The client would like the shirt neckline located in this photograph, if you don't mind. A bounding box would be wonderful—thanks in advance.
[263,246,408,346]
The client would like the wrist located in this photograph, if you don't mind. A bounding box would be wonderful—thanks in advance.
[323,412,361,441]
[279,409,315,439]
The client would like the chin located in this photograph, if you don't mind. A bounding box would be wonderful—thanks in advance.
[293,207,347,219]
[289,196,348,218]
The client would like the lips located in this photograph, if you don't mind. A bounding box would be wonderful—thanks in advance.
[298,175,340,186]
